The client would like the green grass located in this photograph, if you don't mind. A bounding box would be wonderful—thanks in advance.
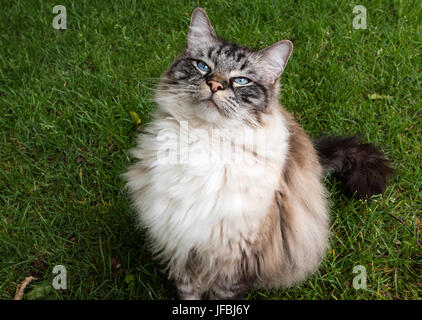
[0,0,421,300]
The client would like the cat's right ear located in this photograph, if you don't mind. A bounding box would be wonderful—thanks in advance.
[187,8,217,51]
[255,40,294,83]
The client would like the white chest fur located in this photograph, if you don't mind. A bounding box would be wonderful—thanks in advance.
[125,109,290,270]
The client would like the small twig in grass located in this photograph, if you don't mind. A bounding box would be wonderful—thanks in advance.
[13,276,37,300]
[386,212,422,247]
[387,212,403,223]
[416,227,421,247]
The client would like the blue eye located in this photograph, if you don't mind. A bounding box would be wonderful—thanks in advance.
[197,61,210,72]
[233,77,250,85]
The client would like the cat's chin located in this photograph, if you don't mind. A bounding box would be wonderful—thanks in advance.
[199,98,217,108]
[195,99,226,125]
[194,101,254,128]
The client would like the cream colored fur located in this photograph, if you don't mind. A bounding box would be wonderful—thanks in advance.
[124,83,330,291]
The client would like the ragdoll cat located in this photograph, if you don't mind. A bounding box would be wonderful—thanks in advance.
[124,8,393,299]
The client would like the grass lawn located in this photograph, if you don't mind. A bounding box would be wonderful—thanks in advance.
[0,0,421,300]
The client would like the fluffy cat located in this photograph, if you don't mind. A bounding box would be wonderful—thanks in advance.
[124,8,393,299]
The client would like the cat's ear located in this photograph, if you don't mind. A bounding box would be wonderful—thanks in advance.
[187,8,217,50]
[256,40,293,82]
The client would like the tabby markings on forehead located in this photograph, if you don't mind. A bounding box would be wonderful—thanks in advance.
[201,46,250,73]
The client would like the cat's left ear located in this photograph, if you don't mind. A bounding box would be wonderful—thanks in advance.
[187,7,217,50]
[255,40,293,82]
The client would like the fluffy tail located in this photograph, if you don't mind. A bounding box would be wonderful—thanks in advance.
[314,135,394,199]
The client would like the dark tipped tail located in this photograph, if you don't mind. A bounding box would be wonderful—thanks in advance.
[314,135,394,199]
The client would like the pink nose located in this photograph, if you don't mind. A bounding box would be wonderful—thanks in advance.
[207,80,224,92]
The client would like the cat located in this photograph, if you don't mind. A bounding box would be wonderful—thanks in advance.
[124,8,393,300]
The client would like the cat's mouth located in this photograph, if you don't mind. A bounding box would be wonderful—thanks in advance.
[199,97,218,108]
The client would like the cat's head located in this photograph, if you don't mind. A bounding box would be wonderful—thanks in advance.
[159,7,293,127]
